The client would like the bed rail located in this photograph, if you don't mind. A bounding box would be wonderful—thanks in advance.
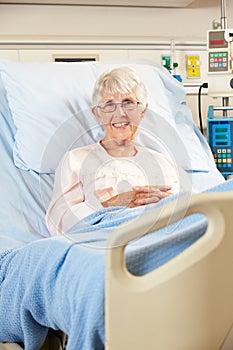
[106,192,233,350]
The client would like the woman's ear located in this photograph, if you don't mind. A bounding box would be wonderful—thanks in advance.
[141,103,148,117]
[92,106,102,122]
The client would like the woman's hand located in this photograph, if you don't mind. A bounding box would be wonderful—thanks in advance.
[101,191,137,208]
[101,185,172,208]
[132,185,172,205]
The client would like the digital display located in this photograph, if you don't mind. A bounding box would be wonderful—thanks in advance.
[210,40,225,46]
[212,123,231,147]
[216,127,228,132]
[216,134,228,139]
[207,119,233,177]
[216,141,228,146]
[208,30,228,49]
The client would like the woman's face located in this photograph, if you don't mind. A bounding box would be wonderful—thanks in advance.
[92,91,147,142]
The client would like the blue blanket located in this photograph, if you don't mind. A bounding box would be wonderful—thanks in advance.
[1,179,233,350]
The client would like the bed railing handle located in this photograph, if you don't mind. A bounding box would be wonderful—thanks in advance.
[106,192,230,286]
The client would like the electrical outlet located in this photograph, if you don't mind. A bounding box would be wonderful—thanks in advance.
[186,55,201,78]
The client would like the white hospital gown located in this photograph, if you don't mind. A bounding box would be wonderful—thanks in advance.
[46,142,191,235]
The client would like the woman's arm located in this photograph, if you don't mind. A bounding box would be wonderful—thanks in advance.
[46,151,95,236]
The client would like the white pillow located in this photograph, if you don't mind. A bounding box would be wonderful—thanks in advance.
[0,59,211,173]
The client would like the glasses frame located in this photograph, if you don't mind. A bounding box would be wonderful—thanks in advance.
[96,101,142,114]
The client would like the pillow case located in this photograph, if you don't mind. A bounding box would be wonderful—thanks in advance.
[0,59,212,173]
[0,75,14,127]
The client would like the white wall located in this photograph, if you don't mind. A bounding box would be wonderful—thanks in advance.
[0,0,232,39]
[0,0,233,129]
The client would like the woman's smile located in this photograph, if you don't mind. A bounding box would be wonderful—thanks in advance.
[112,121,130,128]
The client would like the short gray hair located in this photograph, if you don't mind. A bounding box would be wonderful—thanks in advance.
[92,66,148,107]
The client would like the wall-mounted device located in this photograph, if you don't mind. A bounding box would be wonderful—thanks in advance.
[186,55,201,78]
[206,0,233,178]
[207,106,233,178]
[207,28,233,97]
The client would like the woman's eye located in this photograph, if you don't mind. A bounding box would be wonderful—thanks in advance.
[124,101,132,106]
[106,103,114,108]
[123,101,137,109]
[103,103,115,112]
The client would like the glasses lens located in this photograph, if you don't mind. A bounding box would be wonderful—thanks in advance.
[101,102,116,113]
[122,101,138,110]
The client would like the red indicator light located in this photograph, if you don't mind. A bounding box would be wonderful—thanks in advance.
[211,40,225,45]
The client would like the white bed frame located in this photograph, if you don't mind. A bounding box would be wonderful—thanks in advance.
[1,191,233,350]
[105,192,233,350]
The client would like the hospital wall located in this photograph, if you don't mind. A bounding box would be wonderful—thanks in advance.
[0,0,233,132]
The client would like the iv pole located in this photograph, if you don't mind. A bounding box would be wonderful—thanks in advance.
[220,0,229,115]
[220,0,227,30]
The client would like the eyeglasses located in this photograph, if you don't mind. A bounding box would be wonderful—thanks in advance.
[97,101,142,114]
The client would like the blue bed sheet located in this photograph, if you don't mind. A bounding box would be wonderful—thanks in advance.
[0,178,233,350]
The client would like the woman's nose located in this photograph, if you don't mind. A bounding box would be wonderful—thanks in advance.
[114,103,126,116]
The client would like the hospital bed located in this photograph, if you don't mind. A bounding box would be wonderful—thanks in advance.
[0,59,232,350]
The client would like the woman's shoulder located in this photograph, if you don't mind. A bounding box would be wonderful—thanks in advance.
[67,143,98,157]
[61,143,98,168]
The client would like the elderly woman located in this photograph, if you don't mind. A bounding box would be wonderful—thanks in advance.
[46,66,190,236]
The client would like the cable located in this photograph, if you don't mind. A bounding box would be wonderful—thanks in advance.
[48,329,67,349]
[198,82,208,135]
